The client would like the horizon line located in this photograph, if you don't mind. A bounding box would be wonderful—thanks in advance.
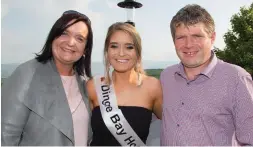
[1,60,179,65]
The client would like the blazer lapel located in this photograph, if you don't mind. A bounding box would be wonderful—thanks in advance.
[75,74,92,141]
[23,60,75,144]
[75,75,91,115]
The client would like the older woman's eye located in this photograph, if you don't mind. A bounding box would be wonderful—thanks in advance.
[61,31,68,35]
[77,37,85,43]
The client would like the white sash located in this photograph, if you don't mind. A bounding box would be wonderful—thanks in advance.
[94,76,146,147]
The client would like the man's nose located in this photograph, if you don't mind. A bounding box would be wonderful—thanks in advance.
[185,37,194,48]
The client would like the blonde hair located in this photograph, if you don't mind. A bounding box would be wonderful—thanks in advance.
[103,22,145,84]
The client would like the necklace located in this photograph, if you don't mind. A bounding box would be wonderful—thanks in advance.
[71,98,83,114]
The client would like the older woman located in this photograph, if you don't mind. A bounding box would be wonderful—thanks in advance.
[1,10,93,146]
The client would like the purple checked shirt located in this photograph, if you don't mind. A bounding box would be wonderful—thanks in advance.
[160,53,253,146]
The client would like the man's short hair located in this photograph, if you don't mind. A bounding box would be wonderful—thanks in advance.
[170,4,215,40]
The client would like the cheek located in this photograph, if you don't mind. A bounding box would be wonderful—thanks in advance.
[53,37,64,46]
[52,40,57,50]
[77,44,86,54]
[133,54,138,63]
[108,48,118,55]
[130,49,138,58]
[174,41,184,50]
[174,45,182,53]
[108,49,118,59]
[52,39,65,53]
[51,42,58,55]
[201,39,211,50]
[107,53,115,63]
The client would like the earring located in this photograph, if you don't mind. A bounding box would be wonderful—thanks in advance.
[83,54,85,58]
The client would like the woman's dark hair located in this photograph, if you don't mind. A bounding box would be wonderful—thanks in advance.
[35,10,93,77]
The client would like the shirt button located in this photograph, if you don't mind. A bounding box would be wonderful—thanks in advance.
[177,124,180,127]
[182,102,184,105]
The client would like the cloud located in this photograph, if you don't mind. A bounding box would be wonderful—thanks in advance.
[3,0,250,64]
[1,3,9,19]
[105,0,120,9]
[1,27,40,63]
[1,0,104,63]
[1,0,103,27]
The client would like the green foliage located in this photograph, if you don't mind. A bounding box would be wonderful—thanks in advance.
[145,69,163,79]
[214,3,253,77]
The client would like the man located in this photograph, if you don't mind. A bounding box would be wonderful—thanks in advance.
[160,4,253,146]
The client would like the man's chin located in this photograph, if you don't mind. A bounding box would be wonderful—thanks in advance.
[182,62,202,68]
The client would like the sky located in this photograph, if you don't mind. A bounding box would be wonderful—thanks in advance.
[1,0,253,64]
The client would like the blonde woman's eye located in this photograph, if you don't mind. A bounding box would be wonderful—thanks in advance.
[127,46,134,49]
[110,44,118,48]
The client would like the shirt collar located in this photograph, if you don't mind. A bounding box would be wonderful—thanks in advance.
[201,51,218,78]
[175,50,218,79]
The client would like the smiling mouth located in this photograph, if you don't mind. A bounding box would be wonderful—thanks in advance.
[184,51,197,56]
[62,48,74,53]
[116,59,129,63]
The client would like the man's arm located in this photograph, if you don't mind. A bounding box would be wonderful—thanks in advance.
[233,74,253,145]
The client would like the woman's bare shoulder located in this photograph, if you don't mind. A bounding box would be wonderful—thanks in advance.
[142,75,161,88]
[86,77,94,87]
[142,75,162,98]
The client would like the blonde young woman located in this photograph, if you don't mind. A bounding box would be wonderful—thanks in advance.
[87,22,162,146]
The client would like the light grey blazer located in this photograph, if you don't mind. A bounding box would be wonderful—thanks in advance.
[1,59,92,146]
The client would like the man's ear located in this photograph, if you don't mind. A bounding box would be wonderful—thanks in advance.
[211,32,216,44]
